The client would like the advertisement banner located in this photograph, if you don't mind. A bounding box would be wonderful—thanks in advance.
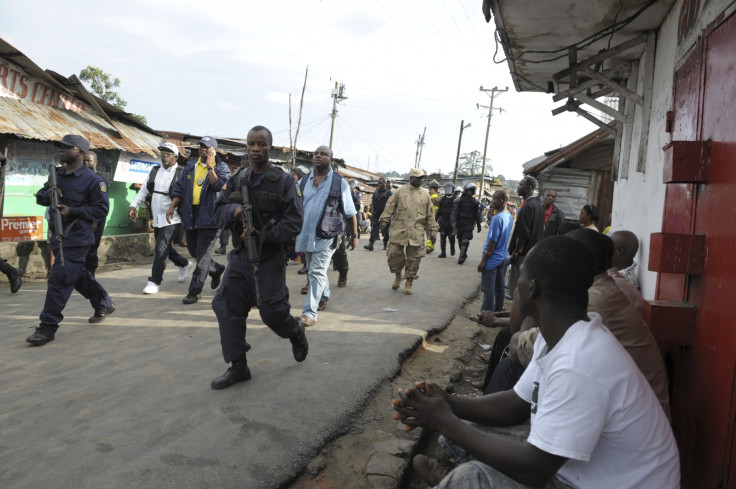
[1,216,44,242]
[113,151,160,184]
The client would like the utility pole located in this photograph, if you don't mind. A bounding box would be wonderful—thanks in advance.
[329,81,348,149]
[414,127,426,169]
[478,85,507,198]
[453,120,472,186]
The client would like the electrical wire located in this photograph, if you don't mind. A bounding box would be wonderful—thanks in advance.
[493,0,659,65]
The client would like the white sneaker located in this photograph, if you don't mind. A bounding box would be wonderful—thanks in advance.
[143,281,159,294]
[178,261,193,283]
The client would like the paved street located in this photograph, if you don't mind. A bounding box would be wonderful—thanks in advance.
[1,235,483,489]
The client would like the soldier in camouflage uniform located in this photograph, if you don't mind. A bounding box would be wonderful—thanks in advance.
[379,168,438,295]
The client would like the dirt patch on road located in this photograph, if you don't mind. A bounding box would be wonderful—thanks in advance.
[288,292,503,489]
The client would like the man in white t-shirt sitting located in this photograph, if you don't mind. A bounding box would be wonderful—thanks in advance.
[393,236,680,489]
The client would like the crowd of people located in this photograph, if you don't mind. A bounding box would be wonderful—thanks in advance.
[391,175,681,487]
[11,130,680,487]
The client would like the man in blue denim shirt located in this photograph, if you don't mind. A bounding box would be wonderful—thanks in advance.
[295,146,357,327]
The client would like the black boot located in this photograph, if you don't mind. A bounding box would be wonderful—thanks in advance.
[364,242,374,251]
[290,324,309,362]
[1,259,22,293]
[458,246,468,265]
[297,263,308,274]
[211,359,251,389]
[438,237,447,258]
[450,241,456,256]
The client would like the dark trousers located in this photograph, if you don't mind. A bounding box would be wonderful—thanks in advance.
[150,225,189,285]
[332,234,348,276]
[438,223,455,253]
[219,229,230,247]
[40,246,112,332]
[212,248,300,363]
[185,228,222,296]
[457,227,474,259]
[483,357,526,395]
[84,221,105,275]
[369,216,389,245]
[482,325,512,391]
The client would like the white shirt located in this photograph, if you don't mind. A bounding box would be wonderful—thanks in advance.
[130,164,181,228]
[514,314,680,489]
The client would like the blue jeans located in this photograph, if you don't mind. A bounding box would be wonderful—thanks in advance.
[303,247,335,320]
[436,425,574,489]
[150,225,189,285]
[481,257,509,312]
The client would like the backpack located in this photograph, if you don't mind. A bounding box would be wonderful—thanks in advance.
[300,172,345,239]
[147,165,182,199]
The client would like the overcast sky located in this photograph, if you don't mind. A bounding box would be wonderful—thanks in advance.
[2,0,597,180]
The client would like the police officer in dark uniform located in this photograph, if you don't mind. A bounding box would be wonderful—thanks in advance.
[27,135,115,346]
[436,182,457,258]
[364,177,392,251]
[210,126,308,390]
[451,182,483,265]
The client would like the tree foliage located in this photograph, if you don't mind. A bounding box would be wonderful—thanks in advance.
[455,150,493,178]
[79,66,147,125]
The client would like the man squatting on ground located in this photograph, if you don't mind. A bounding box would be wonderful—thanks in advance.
[167,136,230,304]
[209,125,308,390]
[393,236,680,489]
[129,142,192,294]
[27,134,115,346]
[295,145,358,327]
[380,168,438,295]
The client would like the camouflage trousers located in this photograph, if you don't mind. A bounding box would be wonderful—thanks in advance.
[386,243,425,280]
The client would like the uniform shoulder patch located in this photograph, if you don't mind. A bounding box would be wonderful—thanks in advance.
[295,183,302,198]
[99,181,107,193]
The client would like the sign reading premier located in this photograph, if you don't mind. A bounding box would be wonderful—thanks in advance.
[0,59,87,112]
[1,216,44,242]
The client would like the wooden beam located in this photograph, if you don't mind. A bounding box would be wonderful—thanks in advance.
[574,92,626,122]
[637,32,656,172]
[571,106,617,135]
[619,61,639,179]
[552,87,613,115]
[552,78,599,102]
[578,66,644,105]
[554,33,647,81]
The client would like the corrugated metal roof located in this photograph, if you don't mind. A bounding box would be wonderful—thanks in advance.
[0,97,161,155]
[523,121,616,175]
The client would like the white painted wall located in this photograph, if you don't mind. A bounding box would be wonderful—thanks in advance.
[611,0,733,299]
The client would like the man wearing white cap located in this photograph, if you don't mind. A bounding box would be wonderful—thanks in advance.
[129,142,192,294]
[379,168,438,295]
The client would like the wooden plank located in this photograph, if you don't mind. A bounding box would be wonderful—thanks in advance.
[572,106,618,135]
[553,34,648,81]
[552,87,613,116]
[578,66,644,105]
[611,99,624,182]
[619,61,639,180]
[552,78,599,102]
[574,93,626,122]
[637,32,656,172]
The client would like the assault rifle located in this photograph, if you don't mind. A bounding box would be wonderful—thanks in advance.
[240,178,262,307]
[48,165,65,266]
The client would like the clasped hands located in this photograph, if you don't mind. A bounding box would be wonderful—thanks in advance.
[391,380,453,432]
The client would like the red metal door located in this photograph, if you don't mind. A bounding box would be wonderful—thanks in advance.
[671,10,736,488]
